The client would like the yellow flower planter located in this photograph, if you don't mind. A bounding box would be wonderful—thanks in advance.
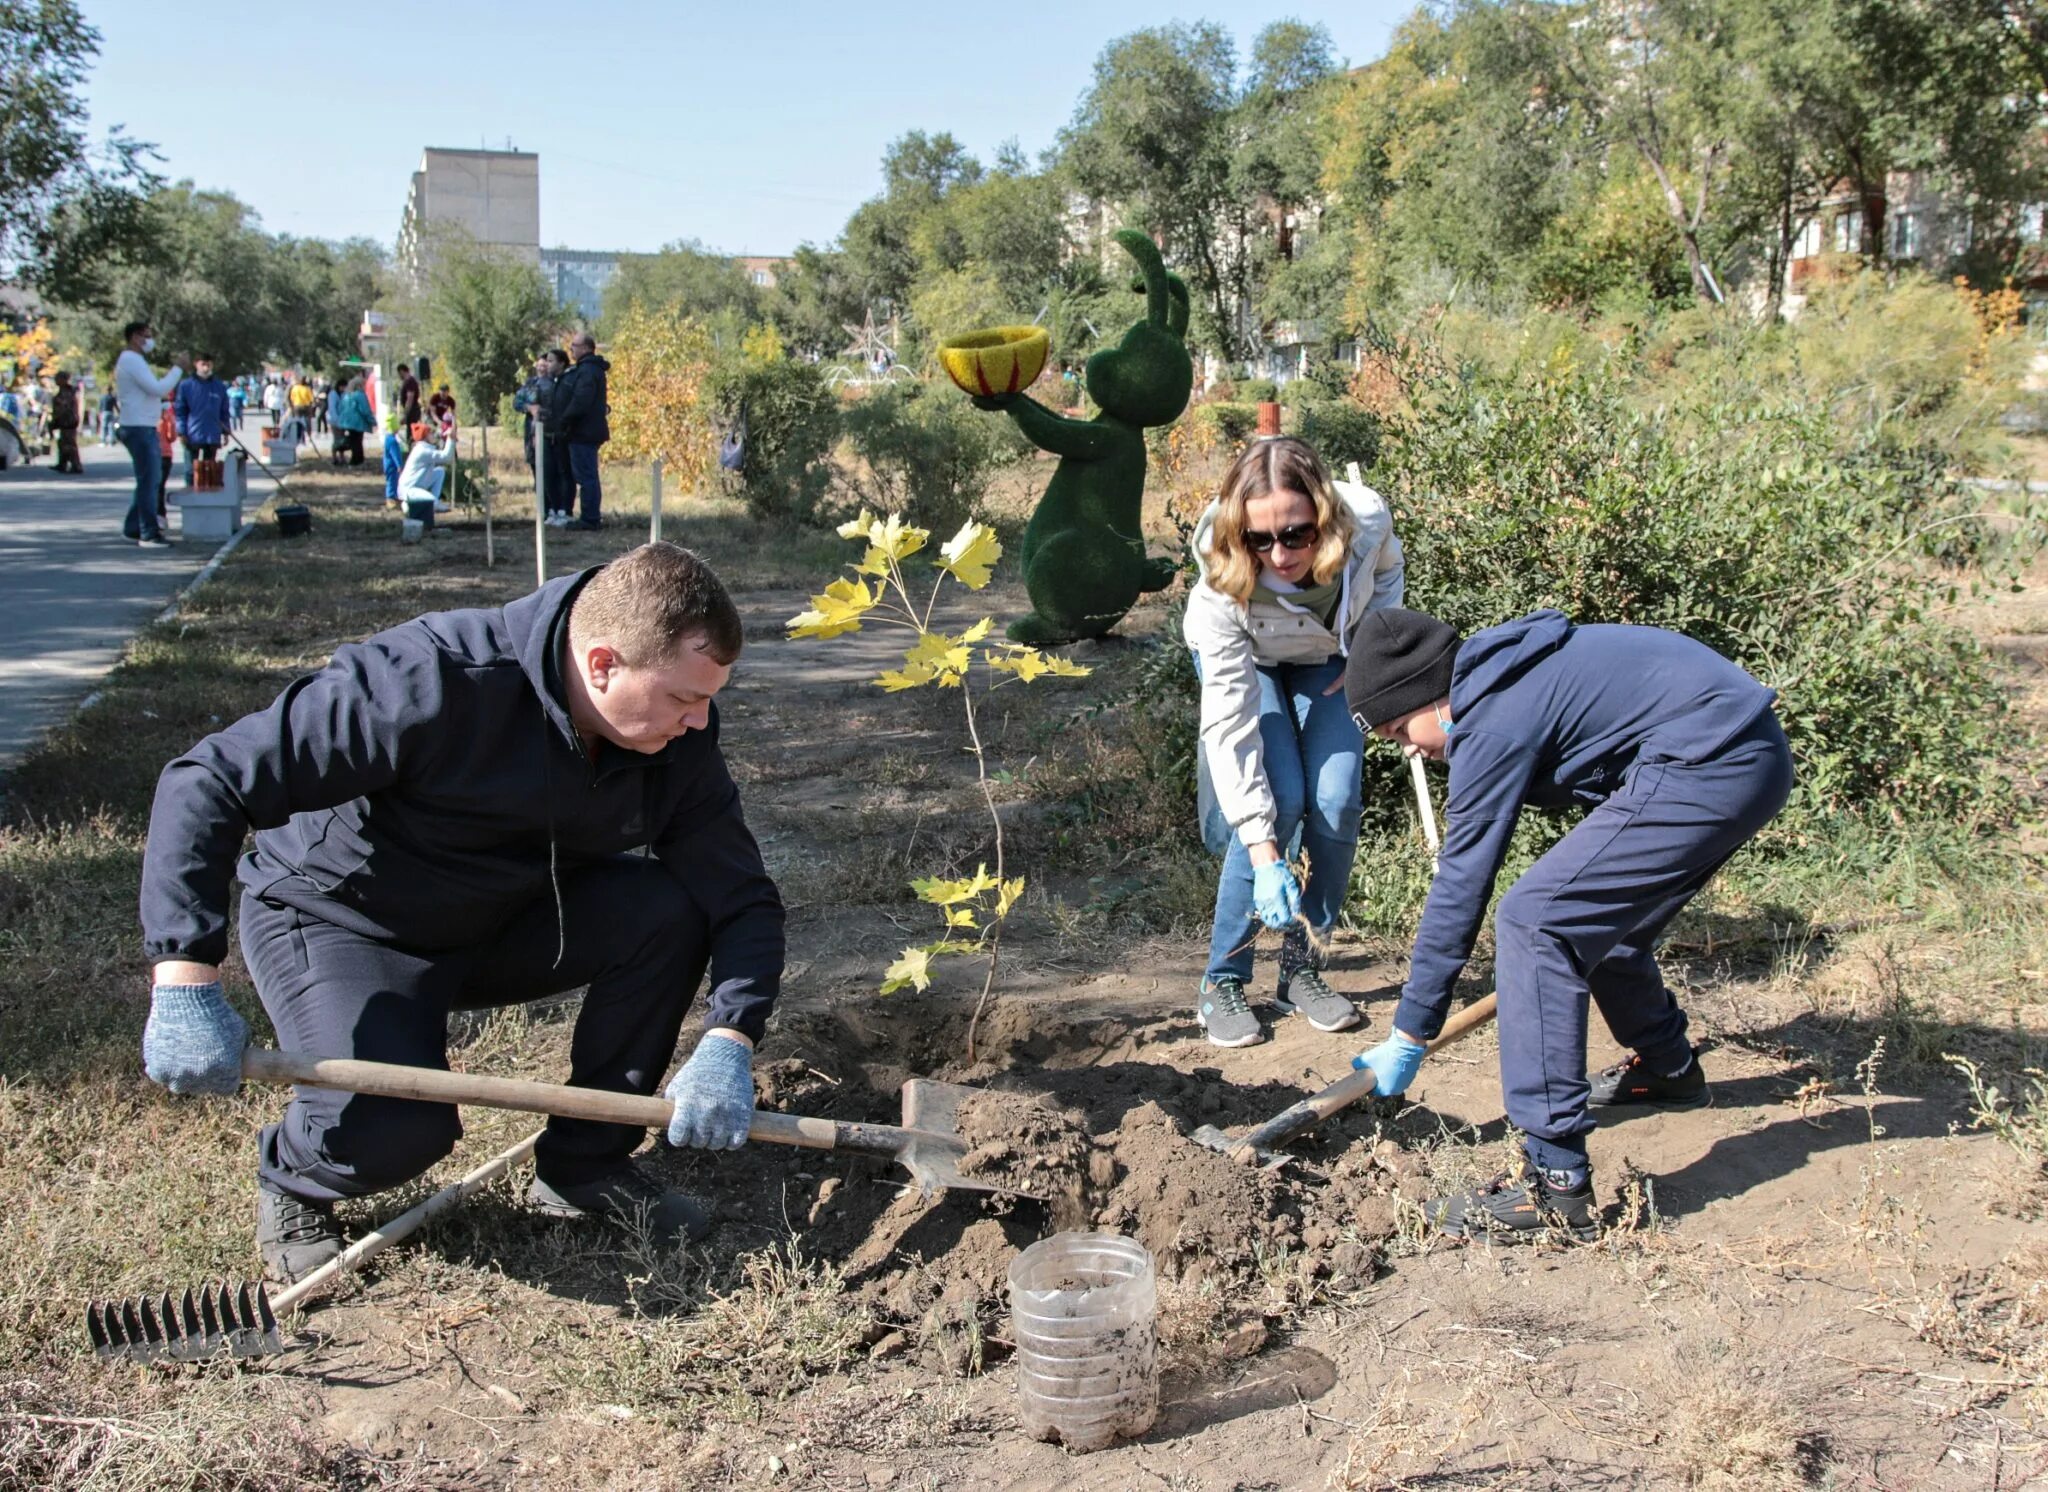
[938,326,1049,398]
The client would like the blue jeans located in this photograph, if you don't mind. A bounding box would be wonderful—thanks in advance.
[118,425,163,541]
[1199,653,1363,985]
[567,442,602,523]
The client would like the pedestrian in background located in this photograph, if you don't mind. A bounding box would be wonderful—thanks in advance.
[287,377,316,446]
[174,354,231,487]
[427,382,456,433]
[397,365,422,434]
[98,388,118,444]
[228,379,246,430]
[515,350,573,527]
[332,376,373,467]
[550,333,610,531]
[114,321,186,548]
[49,371,83,473]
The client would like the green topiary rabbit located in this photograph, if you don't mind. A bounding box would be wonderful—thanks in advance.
[973,229,1193,644]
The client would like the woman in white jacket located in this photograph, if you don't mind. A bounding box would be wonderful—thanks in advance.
[1184,436,1405,1047]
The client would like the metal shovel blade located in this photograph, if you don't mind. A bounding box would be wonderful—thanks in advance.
[85,1280,280,1364]
[1189,1123,1292,1171]
[894,1077,1019,1198]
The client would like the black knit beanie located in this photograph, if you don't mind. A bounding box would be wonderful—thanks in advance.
[1345,609,1461,729]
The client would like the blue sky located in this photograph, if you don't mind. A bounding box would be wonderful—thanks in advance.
[82,2,1410,257]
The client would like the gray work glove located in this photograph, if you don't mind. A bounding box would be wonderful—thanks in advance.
[664,1033,754,1150]
[142,981,250,1095]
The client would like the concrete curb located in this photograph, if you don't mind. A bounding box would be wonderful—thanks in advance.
[155,520,257,625]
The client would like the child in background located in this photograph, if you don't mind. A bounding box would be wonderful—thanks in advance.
[382,417,406,509]
[155,400,177,521]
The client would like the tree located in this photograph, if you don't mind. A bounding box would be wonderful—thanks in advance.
[0,0,160,306]
[598,239,760,340]
[607,303,718,497]
[420,233,561,426]
[56,185,389,376]
[1062,23,1250,359]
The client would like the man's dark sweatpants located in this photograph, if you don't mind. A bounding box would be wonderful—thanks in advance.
[240,854,708,1202]
[1495,710,1794,1174]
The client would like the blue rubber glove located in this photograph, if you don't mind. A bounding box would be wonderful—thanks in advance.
[1251,859,1302,930]
[665,1033,754,1150]
[142,981,250,1095]
[1352,1030,1428,1097]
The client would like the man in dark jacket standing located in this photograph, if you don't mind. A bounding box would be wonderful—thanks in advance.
[550,332,610,531]
[49,371,83,473]
[1343,609,1792,1243]
[138,543,785,1281]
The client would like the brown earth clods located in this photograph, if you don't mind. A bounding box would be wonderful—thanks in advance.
[667,998,1416,1379]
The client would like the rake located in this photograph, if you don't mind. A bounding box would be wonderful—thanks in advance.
[87,1050,1009,1363]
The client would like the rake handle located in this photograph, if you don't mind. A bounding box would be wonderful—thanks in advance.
[273,1129,541,1314]
[241,1049,845,1153]
[1228,992,1499,1160]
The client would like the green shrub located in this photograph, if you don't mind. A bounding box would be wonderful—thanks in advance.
[1299,400,1381,472]
[839,381,1029,535]
[1370,352,2031,827]
[708,355,839,526]
[1239,377,1279,404]
[1192,402,1259,445]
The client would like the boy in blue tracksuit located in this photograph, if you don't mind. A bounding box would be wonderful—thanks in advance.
[382,421,406,508]
[1344,609,1793,1241]
[172,356,233,487]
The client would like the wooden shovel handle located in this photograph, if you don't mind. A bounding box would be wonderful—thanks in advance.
[240,1049,841,1151]
[1228,992,1500,1158]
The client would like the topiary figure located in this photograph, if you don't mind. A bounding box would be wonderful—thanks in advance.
[971,229,1193,643]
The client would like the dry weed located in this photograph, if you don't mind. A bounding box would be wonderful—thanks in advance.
[1652,1337,1822,1491]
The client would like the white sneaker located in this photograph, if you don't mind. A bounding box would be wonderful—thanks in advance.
[544,512,569,527]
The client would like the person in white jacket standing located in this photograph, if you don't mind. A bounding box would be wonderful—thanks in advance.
[113,320,188,547]
[1183,436,1405,1047]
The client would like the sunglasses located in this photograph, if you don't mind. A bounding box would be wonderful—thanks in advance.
[1243,523,1319,554]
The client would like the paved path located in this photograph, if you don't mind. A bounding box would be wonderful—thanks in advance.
[0,422,283,779]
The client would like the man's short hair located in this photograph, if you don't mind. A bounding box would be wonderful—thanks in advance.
[571,543,742,668]
[123,320,150,342]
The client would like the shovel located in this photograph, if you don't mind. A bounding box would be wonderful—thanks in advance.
[1193,755,1500,1167]
[1190,993,1499,1167]
[86,1050,1003,1363]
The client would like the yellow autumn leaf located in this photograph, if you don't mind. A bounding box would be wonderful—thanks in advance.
[837,509,879,542]
[960,617,993,643]
[881,945,934,994]
[989,645,1050,682]
[911,865,1001,905]
[875,668,929,692]
[994,877,1026,920]
[870,512,929,563]
[944,906,979,929]
[905,629,973,685]
[938,521,1002,589]
[788,577,878,639]
[1042,655,1092,678]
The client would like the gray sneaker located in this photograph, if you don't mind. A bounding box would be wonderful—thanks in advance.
[1196,975,1264,1048]
[1274,964,1361,1032]
[530,1163,711,1244]
[257,1181,344,1285]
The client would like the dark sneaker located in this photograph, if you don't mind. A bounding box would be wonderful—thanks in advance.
[1588,1051,1711,1110]
[530,1163,711,1244]
[257,1182,345,1284]
[569,518,605,531]
[1273,964,1360,1032]
[1196,976,1263,1048]
[1427,1166,1599,1244]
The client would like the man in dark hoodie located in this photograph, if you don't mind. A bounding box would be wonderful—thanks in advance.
[138,543,784,1281]
[1343,608,1792,1242]
[550,331,610,531]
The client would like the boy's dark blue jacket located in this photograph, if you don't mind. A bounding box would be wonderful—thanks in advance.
[173,375,231,444]
[1396,610,1775,1042]
[141,567,785,1041]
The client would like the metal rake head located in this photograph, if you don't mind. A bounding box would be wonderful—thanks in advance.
[85,1280,281,1363]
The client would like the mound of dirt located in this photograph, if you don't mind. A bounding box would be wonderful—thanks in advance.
[661,997,1419,1378]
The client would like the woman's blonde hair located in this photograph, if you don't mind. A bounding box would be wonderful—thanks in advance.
[1202,436,1356,604]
